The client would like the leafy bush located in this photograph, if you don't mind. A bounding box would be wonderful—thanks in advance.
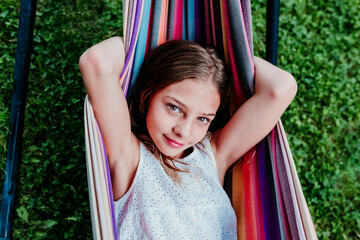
[261,0,359,238]
[1,0,359,239]
[0,0,19,176]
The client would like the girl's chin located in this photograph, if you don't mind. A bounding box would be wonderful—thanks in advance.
[169,147,193,159]
[158,147,184,159]
[167,150,184,159]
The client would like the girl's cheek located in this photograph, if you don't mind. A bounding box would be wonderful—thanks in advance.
[194,126,207,140]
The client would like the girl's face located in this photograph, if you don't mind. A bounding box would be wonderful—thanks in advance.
[146,79,221,159]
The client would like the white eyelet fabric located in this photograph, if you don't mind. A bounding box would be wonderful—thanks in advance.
[114,134,237,239]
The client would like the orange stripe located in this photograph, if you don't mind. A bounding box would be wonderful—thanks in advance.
[158,0,169,45]
[233,163,245,240]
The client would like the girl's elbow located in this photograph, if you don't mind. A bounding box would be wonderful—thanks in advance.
[80,37,125,78]
[286,73,298,100]
[283,72,297,98]
[289,75,298,99]
[79,51,89,76]
[79,47,109,76]
[271,72,297,102]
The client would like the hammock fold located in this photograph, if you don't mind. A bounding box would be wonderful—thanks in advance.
[84,0,317,239]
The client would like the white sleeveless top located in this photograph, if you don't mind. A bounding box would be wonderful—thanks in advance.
[114,134,237,239]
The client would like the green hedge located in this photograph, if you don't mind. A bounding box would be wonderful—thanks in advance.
[278,1,360,238]
[1,0,122,238]
[1,0,359,239]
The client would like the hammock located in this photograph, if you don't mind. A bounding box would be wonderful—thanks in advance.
[84,0,317,239]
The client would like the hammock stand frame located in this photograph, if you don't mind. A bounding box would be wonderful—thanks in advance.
[0,0,37,238]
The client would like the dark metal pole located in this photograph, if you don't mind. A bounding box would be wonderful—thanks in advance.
[0,0,37,238]
[266,0,280,65]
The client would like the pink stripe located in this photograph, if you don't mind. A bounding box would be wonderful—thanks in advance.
[251,151,266,240]
[222,0,240,106]
[237,0,254,75]
[172,0,183,39]
[223,2,247,106]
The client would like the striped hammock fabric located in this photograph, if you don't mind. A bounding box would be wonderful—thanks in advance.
[84,0,317,239]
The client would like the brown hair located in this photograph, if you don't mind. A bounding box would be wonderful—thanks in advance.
[129,40,231,182]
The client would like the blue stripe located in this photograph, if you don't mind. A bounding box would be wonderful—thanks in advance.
[149,0,163,50]
[186,0,195,41]
[127,0,152,100]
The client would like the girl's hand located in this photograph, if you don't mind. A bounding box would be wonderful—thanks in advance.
[211,57,297,184]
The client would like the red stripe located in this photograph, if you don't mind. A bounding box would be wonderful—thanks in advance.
[209,0,217,46]
[204,1,211,45]
[145,1,156,55]
[222,0,247,106]
[243,152,257,239]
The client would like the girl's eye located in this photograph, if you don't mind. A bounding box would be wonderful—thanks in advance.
[168,104,180,113]
[198,117,210,123]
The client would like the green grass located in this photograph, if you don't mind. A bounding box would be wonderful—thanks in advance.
[1,0,359,239]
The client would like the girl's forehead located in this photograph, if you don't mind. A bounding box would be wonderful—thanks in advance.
[154,79,221,111]
[165,78,216,91]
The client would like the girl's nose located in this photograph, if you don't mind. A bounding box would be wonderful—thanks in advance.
[173,118,192,138]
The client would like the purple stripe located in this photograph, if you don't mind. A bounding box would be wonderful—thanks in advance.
[276,130,299,239]
[240,0,253,56]
[269,132,287,240]
[194,0,204,43]
[120,0,144,96]
[258,139,282,240]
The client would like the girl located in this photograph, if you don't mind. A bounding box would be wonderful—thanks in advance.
[80,37,297,239]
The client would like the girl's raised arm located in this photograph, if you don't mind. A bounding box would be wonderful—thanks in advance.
[212,57,297,182]
[79,37,139,200]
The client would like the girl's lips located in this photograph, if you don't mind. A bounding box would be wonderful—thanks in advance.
[164,135,184,148]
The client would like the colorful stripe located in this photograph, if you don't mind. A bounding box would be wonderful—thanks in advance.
[85,97,116,240]
[128,0,152,99]
[184,0,195,41]
[258,139,282,239]
[172,0,183,39]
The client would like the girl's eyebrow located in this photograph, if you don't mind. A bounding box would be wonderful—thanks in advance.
[166,96,216,117]
[166,96,186,109]
[202,113,216,117]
